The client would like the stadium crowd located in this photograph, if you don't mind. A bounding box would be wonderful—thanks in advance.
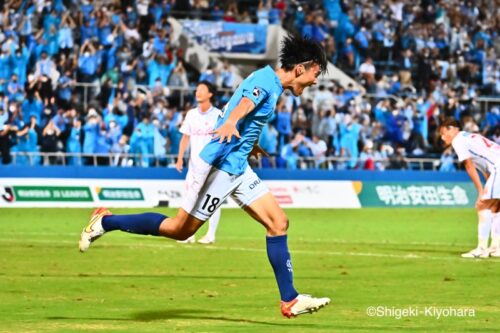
[0,0,498,171]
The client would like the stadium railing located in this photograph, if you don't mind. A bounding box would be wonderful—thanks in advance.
[9,151,455,171]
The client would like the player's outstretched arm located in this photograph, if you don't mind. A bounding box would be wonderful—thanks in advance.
[211,97,255,143]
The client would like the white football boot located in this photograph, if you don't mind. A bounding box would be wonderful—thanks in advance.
[79,208,111,252]
[488,246,500,258]
[280,294,331,318]
[197,235,215,244]
[176,235,196,244]
[461,247,489,258]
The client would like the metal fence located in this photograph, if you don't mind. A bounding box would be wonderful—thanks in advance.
[9,151,457,171]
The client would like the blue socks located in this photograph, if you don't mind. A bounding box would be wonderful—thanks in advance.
[102,213,166,236]
[266,235,298,302]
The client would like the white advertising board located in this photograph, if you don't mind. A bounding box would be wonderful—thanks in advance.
[0,178,360,209]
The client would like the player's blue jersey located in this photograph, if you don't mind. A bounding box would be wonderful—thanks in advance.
[200,65,284,175]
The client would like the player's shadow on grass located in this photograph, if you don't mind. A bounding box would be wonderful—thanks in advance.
[48,309,319,327]
[132,309,311,326]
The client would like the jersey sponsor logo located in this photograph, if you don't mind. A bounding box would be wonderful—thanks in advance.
[190,128,213,136]
[249,179,262,190]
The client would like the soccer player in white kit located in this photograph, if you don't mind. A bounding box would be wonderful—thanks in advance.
[175,81,221,244]
[440,118,500,258]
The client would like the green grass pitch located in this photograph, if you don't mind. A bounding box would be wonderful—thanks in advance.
[0,208,499,332]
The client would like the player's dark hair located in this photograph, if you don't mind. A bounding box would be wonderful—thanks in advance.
[198,80,217,96]
[439,117,461,130]
[280,34,328,74]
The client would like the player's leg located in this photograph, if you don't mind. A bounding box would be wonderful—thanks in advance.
[177,167,201,244]
[198,207,221,244]
[79,164,215,252]
[484,169,500,256]
[79,206,206,252]
[489,200,500,257]
[232,168,329,317]
[242,191,297,297]
[462,199,496,258]
[243,193,330,317]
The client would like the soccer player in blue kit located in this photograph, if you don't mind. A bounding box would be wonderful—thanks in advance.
[80,34,330,318]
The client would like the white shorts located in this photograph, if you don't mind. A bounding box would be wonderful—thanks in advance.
[182,164,269,221]
[483,164,500,200]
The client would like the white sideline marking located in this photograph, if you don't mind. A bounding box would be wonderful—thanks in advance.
[0,237,484,262]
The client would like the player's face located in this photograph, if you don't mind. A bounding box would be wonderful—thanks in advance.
[291,63,321,96]
[439,126,458,146]
[195,84,212,104]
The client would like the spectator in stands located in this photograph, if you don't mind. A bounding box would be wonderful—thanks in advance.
[359,139,376,170]
[359,57,376,91]
[22,92,44,125]
[275,100,292,149]
[312,84,334,114]
[7,74,24,102]
[481,107,500,137]
[67,117,83,166]
[166,107,183,155]
[0,50,10,94]
[439,146,456,172]
[257,0,270,25]
[78,40,99,84]
[169,60,189,88]
[339,114,361,169]
[389,146,408,170]
[317,110,338,155]
[57,70,75,110]
[220,60,235,89]
[280,133,302,170]
[304,134,327,169]
[11,46,29,87]
[259,122,278,157]
[41,120,61,165]
[130,114,155,167]
[34,51,54,79]
[13,115,40,166]
[83,109,101,164]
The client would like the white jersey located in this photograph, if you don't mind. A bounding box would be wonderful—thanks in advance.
[452,131,500,174]
[179,106,220,168]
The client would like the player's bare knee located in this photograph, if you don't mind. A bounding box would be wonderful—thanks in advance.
[268,215,289,235]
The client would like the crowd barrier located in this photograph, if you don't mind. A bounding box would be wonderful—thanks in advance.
[0,166,474,209]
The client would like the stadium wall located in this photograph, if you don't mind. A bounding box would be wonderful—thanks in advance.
[0,166,475,208]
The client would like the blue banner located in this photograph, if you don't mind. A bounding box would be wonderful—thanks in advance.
[182,20,267,54]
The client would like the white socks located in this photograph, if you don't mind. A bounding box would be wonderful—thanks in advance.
[490,212,500,249]
[478,210,493,249]
[206,208,221,241]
